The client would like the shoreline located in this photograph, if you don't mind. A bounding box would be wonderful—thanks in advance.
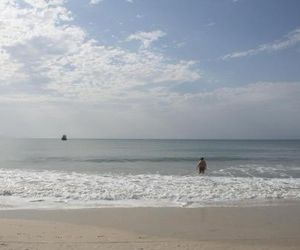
[0,203,300,249]
[1,198,300,211]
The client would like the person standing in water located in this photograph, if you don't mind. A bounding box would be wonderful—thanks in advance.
[197,157,207,174]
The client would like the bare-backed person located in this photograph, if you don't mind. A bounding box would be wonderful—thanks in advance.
[197,157,207,174]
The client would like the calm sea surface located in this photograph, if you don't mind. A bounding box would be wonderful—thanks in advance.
[0,139,300,209]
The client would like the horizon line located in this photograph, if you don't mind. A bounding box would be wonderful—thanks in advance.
[1,137,300,141]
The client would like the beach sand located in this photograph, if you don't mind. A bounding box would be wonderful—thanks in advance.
[0,202,300,249]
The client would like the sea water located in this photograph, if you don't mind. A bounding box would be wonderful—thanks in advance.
[0,139,300,209]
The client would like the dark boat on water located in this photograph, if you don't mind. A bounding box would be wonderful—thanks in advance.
[61,134,67,141]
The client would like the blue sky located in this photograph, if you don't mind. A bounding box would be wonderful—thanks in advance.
[0,0,300,139]
[71,0,300,84]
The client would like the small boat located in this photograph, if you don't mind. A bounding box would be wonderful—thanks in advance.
[61,134,67,141]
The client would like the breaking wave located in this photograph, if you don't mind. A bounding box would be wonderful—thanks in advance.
[0,168,300,209]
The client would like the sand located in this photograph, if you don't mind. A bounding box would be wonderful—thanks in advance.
[0,202,300,249]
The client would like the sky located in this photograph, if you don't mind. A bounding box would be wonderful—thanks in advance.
[0,0,300,139]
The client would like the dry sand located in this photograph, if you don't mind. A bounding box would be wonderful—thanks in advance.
[0,202,300,249]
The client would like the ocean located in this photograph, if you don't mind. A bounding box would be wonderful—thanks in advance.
[0,139,300,209]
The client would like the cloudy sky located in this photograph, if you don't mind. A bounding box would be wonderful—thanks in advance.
[0,0,300,139]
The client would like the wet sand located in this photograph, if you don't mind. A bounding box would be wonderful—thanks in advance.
[0,202,300,249]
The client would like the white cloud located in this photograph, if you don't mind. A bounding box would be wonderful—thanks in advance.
[89,0,103,5]
[89,0,132,5]
[189,82,300,106]
[1,81,299,139]
[222,28,300,60]
[0,48,29,84]
[0,1,72,48]
[127,30,166,49]
[22,0,65,8]
[0,0,73,85]
[150,81,300,139]
[203,22,215,27]
[1,1,299,138]
[0,1,200,104]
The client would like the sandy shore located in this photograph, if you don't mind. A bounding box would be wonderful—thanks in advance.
[0,202,300,249]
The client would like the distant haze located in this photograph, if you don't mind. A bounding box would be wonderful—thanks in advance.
[0,0,300,139]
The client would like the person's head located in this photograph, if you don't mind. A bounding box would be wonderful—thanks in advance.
[200,157,204,160]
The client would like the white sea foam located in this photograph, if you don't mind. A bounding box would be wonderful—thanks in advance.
[0,168,300,209]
